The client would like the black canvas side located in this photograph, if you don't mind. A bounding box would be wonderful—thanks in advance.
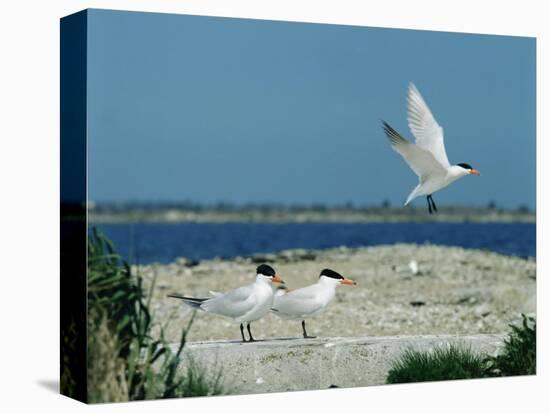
[60,9,88,403]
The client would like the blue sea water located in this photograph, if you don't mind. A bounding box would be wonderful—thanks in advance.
[94,222,536,265]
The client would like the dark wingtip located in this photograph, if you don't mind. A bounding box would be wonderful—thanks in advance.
[381,120,395,134]
[168,294,205,302]
[381,121,399,142]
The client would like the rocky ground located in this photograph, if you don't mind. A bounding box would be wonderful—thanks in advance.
[137,244,536,343]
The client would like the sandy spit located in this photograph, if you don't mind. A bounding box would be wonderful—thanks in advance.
[136,244,536,343]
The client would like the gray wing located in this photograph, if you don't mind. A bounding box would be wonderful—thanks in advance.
[272,285,324,317]
[407,83,450,168]
[383,121,446,181]
[201,284,256,318]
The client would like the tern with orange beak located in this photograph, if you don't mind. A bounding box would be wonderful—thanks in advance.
[168,264,285,342]
[271,269,356,339]
[382,82,480,213]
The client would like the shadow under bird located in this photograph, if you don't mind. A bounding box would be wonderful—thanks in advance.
[168,264,285,342]
[271,269,356,339]
[382,82,480,214]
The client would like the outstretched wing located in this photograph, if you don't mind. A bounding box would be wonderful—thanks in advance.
[407,83,450,168]
[382,121,446,180]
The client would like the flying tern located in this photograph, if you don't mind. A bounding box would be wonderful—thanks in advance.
[168,264,285,342]
[382,83,480,213]
[271,268,356,339]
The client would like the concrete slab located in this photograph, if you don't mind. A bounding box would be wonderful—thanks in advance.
[174,334,506,394]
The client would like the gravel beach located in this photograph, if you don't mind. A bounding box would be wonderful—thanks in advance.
[138,244,536,343]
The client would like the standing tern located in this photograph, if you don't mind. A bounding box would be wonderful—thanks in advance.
[271,269,356,339]
[382,83,480,213]
[168,264,285,342]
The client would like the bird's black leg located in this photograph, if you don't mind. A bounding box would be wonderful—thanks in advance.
[302,320,316,339]
[240,323,246,342]
[429,195,438,213]
[426,196,433,214]
[246,323,256,342]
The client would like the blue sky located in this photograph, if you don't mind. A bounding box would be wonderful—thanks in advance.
[87,9,536,209]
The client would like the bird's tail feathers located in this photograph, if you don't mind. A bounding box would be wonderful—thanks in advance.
[404,184,422,206]
[168,294,207,310]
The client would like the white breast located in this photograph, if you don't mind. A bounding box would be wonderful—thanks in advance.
[237,281,275,323]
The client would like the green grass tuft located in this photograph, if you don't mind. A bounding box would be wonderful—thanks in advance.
[87,227,224,402]
[386,314,536,384]
[386,344,488,384]
[485,314,536,377]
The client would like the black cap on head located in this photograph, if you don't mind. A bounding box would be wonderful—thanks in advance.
[320,268,344,280]
[257,264,276,277]
[457,163,473,170]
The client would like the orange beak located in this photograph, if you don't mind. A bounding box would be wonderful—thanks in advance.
[469,169,481,176]
[272,274,285,284]
[340,278,357,286]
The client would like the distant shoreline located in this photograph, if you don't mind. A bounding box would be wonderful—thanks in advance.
[88,207,535,224]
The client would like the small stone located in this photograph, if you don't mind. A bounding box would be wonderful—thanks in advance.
[250,254,277,263]
[474,304,491,317]
[175,257,200,267]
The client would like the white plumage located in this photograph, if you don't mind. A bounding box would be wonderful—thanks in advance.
[271,269,356,338]
[382,83,480,212]
[407,83,450,169]
[200,279,275,322]
[169,264,284,342]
